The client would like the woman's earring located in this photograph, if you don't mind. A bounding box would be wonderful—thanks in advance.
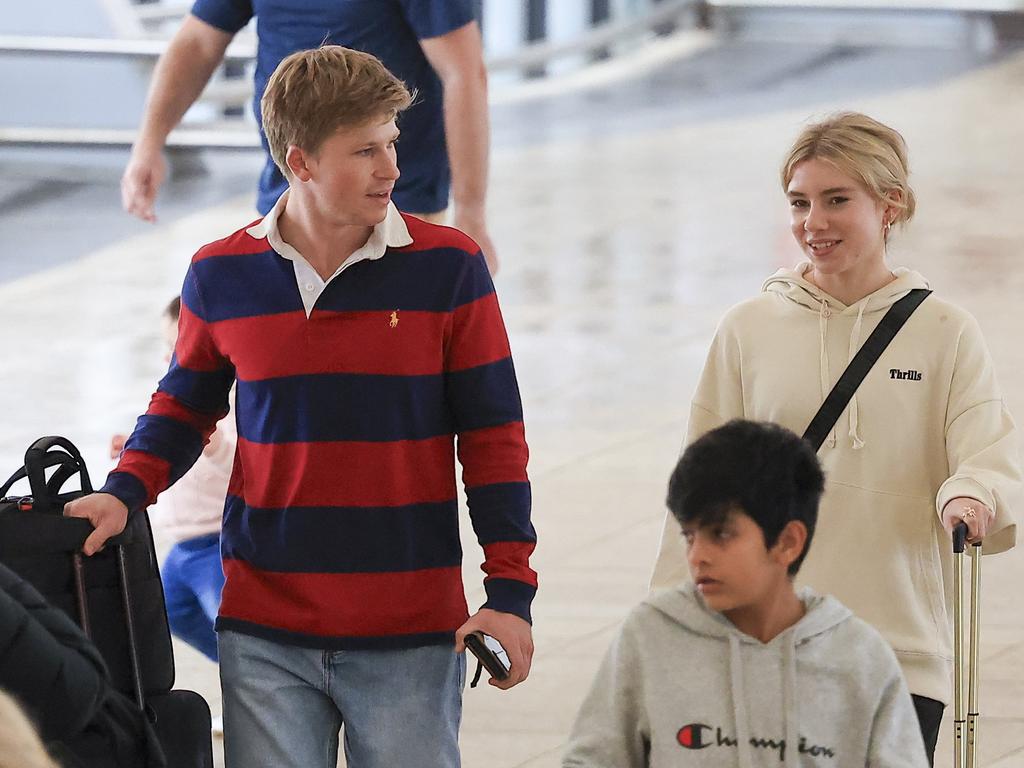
[883,218,892,236]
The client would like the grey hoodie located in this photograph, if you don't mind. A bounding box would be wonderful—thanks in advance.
[563,585,928,768]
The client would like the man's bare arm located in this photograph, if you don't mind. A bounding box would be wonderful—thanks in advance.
[122,15,235,221]
[419,21,498,274]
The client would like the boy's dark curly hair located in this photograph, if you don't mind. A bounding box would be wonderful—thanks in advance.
[667,420,825,575]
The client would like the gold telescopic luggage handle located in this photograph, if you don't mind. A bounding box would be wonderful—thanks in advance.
[952,522,982,768]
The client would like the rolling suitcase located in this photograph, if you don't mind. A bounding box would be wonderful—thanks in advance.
[952,522,981,768]
[0,436,214,768]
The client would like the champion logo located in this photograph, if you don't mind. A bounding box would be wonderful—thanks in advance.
[677,723,713,749]
[889,368,922,381]
[676,723,836,761]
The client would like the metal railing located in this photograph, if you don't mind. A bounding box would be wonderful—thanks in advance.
[0,33,254,61]
[0,125,258,149]
[3,0,1021,149]
[707,0,1024,8]
[133,1,193,25]
[0,1,698,65]
[0,0,702,149]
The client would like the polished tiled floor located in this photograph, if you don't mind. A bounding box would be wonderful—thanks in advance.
[2,32,1023,768]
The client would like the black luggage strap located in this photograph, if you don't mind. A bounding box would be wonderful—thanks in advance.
[0,436,94,514]
[0,452,75,499]
[803,289,931,451]
[25,436,92,513]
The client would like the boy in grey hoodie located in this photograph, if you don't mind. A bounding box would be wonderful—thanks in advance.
[563,420,928,768]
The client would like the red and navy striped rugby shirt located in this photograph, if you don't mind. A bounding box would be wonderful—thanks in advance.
[101,214,536,649]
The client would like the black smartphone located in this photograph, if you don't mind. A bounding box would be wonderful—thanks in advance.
[464,632,510,682]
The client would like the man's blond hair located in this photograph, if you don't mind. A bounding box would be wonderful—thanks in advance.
[261,46,413,180]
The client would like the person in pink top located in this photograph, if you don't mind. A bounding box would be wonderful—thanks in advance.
[110,295,233,665]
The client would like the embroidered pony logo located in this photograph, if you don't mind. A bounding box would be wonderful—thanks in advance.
[389,310,400,328]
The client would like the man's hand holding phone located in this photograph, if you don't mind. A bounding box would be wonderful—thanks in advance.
[455,608,533,690]
[464,632,509,687]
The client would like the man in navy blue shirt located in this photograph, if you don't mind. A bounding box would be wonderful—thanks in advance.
[121,0,499,274]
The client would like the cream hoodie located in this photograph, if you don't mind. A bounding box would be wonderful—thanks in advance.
[651,263,1020,704]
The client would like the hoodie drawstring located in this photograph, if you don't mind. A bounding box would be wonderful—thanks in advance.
[821,297,871,450]
[782,636,799,768]
[817,300,837,448]
[728,632,801,768]
[846,299,870,450]
[728,635,756,768]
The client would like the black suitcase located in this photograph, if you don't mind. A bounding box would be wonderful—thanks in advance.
[0,436,214,768]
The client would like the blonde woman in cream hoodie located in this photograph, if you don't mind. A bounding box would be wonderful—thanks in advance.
[650,112,1020,764]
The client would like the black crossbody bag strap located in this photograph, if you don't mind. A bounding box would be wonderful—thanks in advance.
[803,289,931,451]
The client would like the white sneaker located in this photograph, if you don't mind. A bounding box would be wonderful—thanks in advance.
[211,714,224,738]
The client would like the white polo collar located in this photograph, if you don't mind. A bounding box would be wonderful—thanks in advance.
[246,190,413,317]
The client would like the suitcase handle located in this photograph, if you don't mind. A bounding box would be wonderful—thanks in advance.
[953,521,968,554]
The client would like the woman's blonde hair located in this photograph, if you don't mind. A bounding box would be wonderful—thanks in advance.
[0,690,59,768]
[261,45,413,180]
[781,112,916,227]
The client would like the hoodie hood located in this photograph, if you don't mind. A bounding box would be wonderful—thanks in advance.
[646,585,852,768]
[761,262,930,450]
[646,582,851,643]
[761,261,929,315]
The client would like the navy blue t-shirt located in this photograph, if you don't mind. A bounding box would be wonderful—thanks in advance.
[191,0,475,215]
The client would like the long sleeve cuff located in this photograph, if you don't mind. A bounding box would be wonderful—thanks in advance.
[482,578,536,625]
[936,476,1016,555]
[936,476,996,517]
[99,471,149,516]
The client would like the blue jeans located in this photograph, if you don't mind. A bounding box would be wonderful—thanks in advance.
[162,533,224,662]
[219,631,465,768]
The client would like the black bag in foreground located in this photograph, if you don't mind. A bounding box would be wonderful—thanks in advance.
[0,436,214,768]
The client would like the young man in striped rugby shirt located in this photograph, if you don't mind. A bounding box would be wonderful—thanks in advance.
[66,45,535,768]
